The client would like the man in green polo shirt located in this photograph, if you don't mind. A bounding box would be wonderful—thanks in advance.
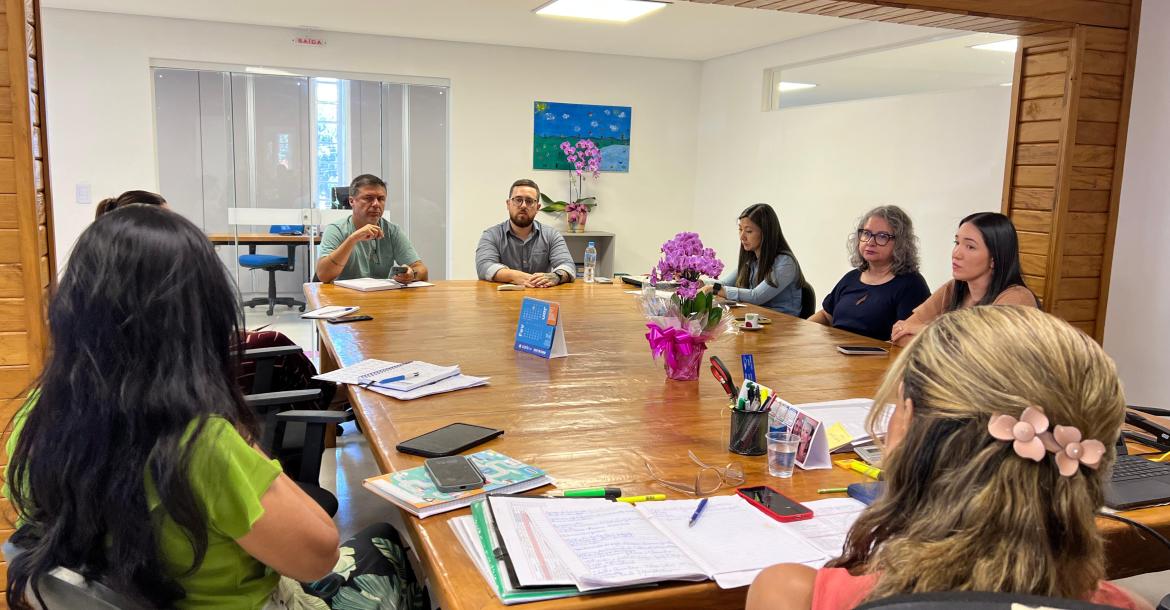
[316,174,429,283]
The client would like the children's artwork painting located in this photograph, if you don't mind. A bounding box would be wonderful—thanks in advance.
[533,101,631,172]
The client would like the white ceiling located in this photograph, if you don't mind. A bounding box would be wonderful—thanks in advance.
[41,0,855,61]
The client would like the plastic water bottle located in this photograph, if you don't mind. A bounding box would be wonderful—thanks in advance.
[584,241,597,284]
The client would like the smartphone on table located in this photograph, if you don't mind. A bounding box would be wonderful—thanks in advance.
[327,315,373,324]
[737,485,814,522]
[836,345,889,356]
[424,455,486,493]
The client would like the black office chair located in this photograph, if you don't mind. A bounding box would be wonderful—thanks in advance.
[332,186,351,209]
[799,278,817,319]
[242,345,351,516]
[239,225,307,316]
[856,591,1125,610]
[2,541,150,610]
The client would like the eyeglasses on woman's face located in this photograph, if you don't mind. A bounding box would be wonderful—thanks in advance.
[858,229,896,246]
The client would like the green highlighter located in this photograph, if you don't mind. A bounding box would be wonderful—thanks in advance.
[560,487,622,499]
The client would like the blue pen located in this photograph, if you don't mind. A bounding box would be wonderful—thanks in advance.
[377,371,421,384]
[688,498,709,527]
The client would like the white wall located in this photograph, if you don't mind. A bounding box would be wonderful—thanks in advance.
[1104,1,1169,407]
[41,9,701,278]
[693,23,1010,298]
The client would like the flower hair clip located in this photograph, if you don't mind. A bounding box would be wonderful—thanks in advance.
[987,406,1106,477]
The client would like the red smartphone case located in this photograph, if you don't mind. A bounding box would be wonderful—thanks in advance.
[736,486,814,522]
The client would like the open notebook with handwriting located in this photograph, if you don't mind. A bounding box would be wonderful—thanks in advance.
[453,494,851,602]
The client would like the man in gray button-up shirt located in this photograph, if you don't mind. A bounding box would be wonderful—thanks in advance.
[476,179,576,287]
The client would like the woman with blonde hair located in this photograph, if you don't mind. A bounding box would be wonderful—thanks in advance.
[809,205,930,340]
[747,305,1152,610]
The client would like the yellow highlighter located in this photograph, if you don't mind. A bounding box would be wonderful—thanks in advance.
[849,461,883,480]
[615,494,667,504]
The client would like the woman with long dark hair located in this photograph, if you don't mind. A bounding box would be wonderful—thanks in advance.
[93,189,167,218]
[706,203,806,316]
[5,205,423,609]
[890,212,1036,346]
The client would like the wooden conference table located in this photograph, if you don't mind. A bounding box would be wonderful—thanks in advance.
[305,281,1170,610]
[206,232,322,246]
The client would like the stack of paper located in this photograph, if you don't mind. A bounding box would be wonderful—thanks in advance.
[334,278,434,292]
[363,450,551,519]
[454,494,870,603]
[486,495,824,592]
[314,359,488,401]
[789,399,879,451]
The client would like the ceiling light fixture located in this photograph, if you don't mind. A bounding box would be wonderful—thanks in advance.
[534,0,669,23]
[970,38,1018,53]
[777,82,817,92]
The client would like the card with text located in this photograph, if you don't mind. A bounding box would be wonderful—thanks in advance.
[514,297,568,359]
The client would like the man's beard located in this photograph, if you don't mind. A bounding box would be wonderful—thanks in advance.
[510,212,534,228]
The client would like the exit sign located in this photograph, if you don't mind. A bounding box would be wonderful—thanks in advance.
[293,36,326,47]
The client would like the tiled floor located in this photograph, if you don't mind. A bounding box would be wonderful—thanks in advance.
[246,301,1170,609]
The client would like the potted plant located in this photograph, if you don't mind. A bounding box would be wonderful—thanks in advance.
[540,139,600,232]
[640,232,736,381]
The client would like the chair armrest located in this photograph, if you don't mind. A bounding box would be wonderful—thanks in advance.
[244,389,321,409]
[242,345,305,361]
[276,410,353,425]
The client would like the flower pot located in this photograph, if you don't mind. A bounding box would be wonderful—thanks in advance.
[665,345,706,381]
[646,323,708,381]
[568,220,579,233]
[575,216,587,232]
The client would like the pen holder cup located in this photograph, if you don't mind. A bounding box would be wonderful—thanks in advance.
[728,409,767,456]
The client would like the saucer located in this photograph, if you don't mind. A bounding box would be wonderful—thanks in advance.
[737,322,763,331]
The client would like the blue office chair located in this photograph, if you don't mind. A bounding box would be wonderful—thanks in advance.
[239,225,307,316]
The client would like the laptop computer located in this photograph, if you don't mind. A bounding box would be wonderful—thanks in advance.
[1104,436,1170,510]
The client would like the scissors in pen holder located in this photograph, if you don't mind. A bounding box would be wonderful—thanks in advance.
[709,356,738,400]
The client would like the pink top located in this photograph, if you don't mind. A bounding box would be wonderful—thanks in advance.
[812,568,1154,610]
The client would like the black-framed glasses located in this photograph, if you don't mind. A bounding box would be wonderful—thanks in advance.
[510,196,540,208]
[858,229,896,246]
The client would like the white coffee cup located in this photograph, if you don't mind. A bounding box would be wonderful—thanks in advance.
[744,313,760,328]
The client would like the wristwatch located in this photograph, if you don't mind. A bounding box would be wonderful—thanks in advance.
[713,282,722,295]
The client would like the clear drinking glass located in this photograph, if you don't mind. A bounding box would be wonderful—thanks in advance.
[768,431,799,478]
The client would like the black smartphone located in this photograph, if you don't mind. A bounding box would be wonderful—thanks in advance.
[837,345,889,356]
[396,423,504,458]
[327,315,373,324]
[391,265,410,276]
[424,455,486,493]
[737,485,814,522]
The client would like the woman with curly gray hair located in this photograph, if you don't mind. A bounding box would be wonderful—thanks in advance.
[809,205,930,340]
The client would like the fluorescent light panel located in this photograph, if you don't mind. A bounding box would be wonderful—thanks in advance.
[535,0,668,23]
[970,38,1018,52]
[777,81,816,92]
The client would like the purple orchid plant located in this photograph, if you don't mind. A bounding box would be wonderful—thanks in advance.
[642,232,734,379]
[648,232,729,332]
[540,139,601,215]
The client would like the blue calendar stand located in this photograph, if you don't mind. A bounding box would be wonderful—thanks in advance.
[513,297,568,359]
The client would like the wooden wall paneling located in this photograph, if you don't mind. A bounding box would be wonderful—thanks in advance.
[1091,4,1141,340]
[1042,27,1083,317]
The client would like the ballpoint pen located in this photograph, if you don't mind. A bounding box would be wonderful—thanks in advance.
[377,371,421,384]
[688,497,709,527]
